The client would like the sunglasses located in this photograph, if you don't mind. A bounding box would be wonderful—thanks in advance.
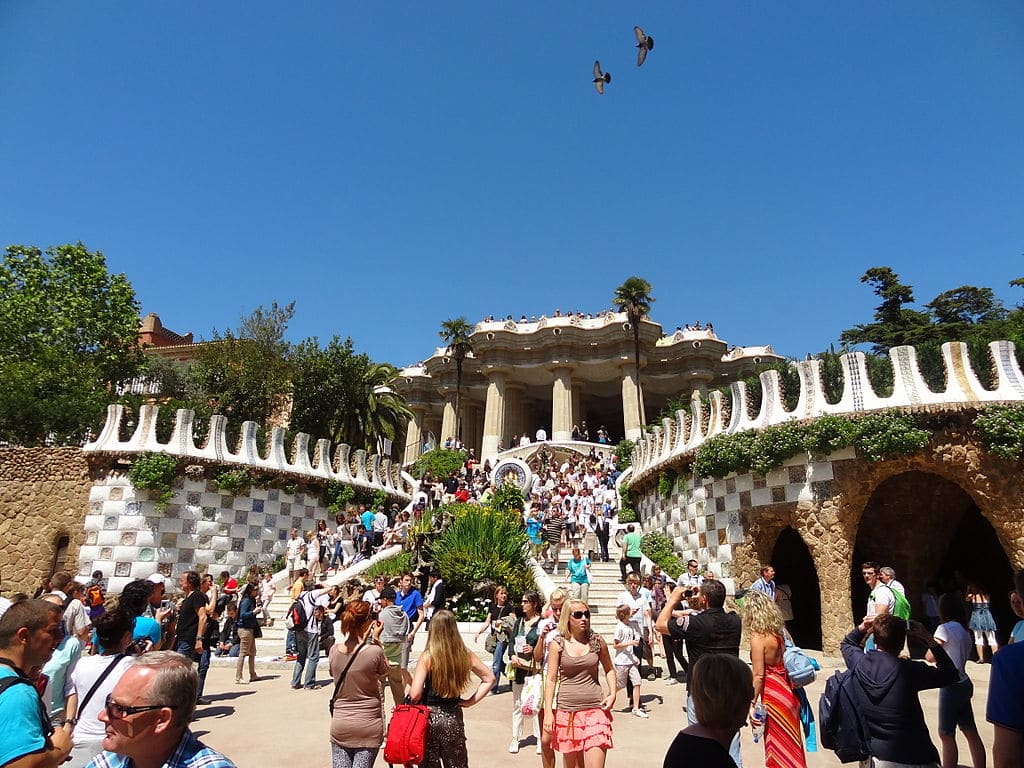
[105,693,178,721]
[570,610,591,620]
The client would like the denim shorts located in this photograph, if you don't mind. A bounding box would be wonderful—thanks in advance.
[938,676,977,735]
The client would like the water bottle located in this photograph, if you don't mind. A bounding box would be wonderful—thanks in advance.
[751,702,766,743]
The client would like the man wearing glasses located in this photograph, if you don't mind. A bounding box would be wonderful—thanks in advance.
[84,652,236,768]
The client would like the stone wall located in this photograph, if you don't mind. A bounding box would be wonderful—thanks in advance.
[0,448,94,595]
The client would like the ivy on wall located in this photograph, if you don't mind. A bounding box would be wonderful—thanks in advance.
[127,453,178,508]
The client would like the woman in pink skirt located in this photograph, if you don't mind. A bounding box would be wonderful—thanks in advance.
[542,599,617,768]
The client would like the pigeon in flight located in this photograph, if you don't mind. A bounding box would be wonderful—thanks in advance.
[593,60,611,94]
[634,26,654,66]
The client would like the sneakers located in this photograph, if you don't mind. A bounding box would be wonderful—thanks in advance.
[664,678,678,685]
[284,653,297,661]
[535,744,543,755]
[633,708,649,719]
[508,740,520,754]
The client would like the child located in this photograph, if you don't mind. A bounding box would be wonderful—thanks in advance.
[378,586,412,710]
[613,604,647,718]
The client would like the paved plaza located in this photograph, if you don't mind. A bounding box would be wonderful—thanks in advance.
[189,654,997,768]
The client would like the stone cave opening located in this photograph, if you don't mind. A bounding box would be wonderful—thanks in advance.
[850,470,1015,647]
[771,526,823,650]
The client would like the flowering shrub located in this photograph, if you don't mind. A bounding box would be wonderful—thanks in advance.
[974,405,1024,460]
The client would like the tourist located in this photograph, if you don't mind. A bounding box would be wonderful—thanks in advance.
[987,568,1024,768]
[663,654,754,768]
[215,604,240,657]
[841,613,957,766]
[362,575,387,622]
[286,528,304,584]
[257,571,276,627]
[543,599,616,768]
[315,519,331,571]
[676,560,705,590]
[966,582,999,662]
[171,571,209,672]
[535,589,567,768]
[612,604,646,718]
[328,600,388,768]
[235,582,260,684]
[655,579,743,767]
[879,566,906,596]
[378,587,411,710]
[285,567,309,657]
[566,546,592,603]
[51,573,92,643]
[115,580,164,654]
[741,591,806,768]
[542,509,567,574]
[619,525,642,582]
[616,574,652,699]
[195,598,220,705]
[0,599,74,767]
[65,609,135,768]
[861,561,896,652]
[307,531,322,581]
[291,581,330,690]
[395,571,425,652]
[749,565,777,601]
[595,511,611,563]
[41,598,83,726]
[526,508,544,558]
[474,584,514,693]
[409,610,495,768]
[1009,587,1024,644]
[929,593,986,768]
[424,570,446,625]
[84,651,237,767]
[507,591,543,754]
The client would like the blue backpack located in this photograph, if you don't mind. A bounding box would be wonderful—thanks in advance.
[818,669,868,763]
[782,633,817,688]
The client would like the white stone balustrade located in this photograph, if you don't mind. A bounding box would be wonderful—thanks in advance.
[629,340,1024,482]
[84,404,411,499]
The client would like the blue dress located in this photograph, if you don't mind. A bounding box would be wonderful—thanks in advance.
[969,601,997,633]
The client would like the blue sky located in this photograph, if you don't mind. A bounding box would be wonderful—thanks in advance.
[3,3,1022,367]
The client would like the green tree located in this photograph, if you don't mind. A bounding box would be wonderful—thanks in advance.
[357,362,413,456]
[0,243,143,444]
[840,267,933,353]
[188,302,295,429]
[612,276,655,430]
[926,286,1007,327]
[290,336,370,444]
[438,317,474,443]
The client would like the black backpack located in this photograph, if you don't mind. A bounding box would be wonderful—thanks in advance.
[818,669,869,763]
[285,595,309,630]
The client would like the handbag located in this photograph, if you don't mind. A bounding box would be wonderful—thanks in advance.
[484,631,497,654]
[383,702,430,766]
[328,640,368,715]
[519,671,543,717]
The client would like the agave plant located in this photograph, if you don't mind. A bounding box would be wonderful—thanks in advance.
[431,503,534,596]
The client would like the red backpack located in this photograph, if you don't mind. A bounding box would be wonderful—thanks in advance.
[383,704,430,766]
[85,584,105,608]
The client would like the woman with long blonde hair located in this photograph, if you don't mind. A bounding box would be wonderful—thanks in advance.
[410,609,494,768]
[542,599,616,768]
[742,590,806,768]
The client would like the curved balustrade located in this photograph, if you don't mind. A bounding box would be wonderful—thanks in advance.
[630,340,1024,481]
[83,404,412,498]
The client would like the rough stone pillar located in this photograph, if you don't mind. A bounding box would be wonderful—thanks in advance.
[505,383,525,442]
[621,362,645,441]
[481,371,507,460]
[403,407,425,465]
[572,381,585,436]
[440,396,456,445]
[551,366,574,441]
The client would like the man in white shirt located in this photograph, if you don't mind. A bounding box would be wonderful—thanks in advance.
[862,561,895,652]
[676,560,705,589]
[749,565,777,601]
[880,566,906,596]
[285,529,304,583]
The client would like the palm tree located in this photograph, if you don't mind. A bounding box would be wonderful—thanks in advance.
[612,276,655,431]
[438,317,474,444]
[357,362,414,456]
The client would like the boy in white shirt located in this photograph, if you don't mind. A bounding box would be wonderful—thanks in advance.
[613,604,647,718]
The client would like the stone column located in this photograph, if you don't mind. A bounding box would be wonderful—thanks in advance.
[481,370,507,460]
[551,366,574,441]
[403,406,426,465]
[572,381,585,437]
[505,383,525,443]
[440,396,457,446]
[621,362,645,441]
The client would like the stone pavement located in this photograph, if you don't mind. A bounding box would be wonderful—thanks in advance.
[188,655,997,768]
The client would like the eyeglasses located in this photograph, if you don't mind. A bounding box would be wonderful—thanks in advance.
[570,610,591,620]
[104,694,178,721]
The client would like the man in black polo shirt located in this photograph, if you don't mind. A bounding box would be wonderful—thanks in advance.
[656,579,744,767]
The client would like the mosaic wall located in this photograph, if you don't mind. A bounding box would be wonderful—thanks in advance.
[76,473,332,594]
[636,453,839,593]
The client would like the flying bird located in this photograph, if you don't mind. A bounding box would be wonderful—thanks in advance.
[593,60,611,94]
[634,26,654,66]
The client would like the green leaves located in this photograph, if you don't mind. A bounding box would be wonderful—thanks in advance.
[413,448,466,480]
[974,405,1024,461]
[0,243,143,444]
[640,531,684,577]
[128,453,179,508]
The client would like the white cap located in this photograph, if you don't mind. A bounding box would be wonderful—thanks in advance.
[146,573,166,587]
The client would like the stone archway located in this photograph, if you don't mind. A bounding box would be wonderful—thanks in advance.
[771,526,822,650]
[850,470,1014,641]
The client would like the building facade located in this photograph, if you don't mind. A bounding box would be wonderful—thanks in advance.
[396,312,780,464]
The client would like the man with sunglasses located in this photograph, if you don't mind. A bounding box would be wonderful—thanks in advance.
[84,651,236,768]
[0,599,73,768]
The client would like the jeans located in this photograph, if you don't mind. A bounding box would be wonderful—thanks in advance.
[196,648,211,698]
[329,541,345,569]
[491,638,509,690]
[291,630,319,688]
[286,628,297,655]
[597,533,610,561]
[687,692,742,767]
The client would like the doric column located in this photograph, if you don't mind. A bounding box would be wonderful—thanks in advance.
[441,396,457,446]
[481,370,507,461]
[621,361,646,441]
[551,366,574,441]
[402,406,426,465]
